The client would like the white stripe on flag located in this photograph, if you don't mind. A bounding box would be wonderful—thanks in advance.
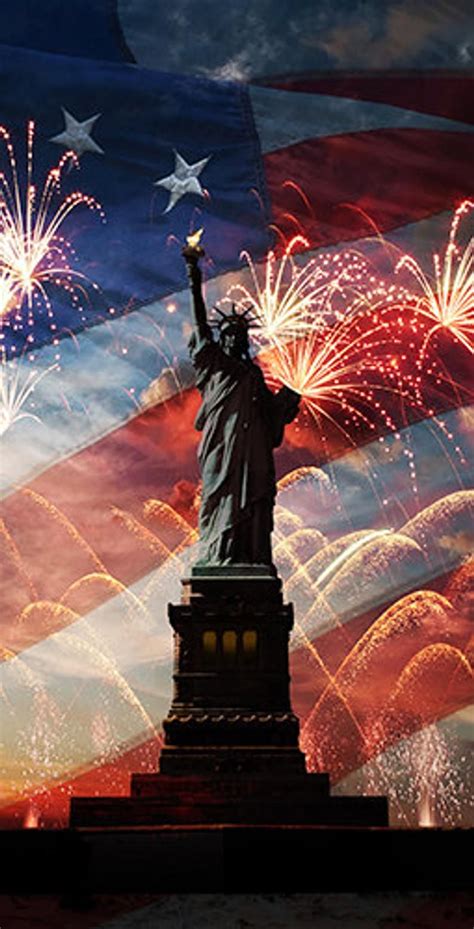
[250,86,474,154]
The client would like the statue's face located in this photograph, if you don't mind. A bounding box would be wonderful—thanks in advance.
[220,325,249,358]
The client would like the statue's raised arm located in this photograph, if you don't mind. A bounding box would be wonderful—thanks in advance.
[182,245,299,571]
[182,243,210,341]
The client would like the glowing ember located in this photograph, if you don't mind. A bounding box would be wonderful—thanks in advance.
[23,804,40,829]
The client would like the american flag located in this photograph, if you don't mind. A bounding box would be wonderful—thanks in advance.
[0,0,472,834]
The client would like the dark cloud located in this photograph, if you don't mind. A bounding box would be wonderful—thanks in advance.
[119,0,474,77]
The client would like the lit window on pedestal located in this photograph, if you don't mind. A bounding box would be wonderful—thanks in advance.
[202,630,217,664]
[242,630,258,666]
[222,630,237,666]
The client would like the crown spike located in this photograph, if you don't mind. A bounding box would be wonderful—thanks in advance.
[210,301,262,330]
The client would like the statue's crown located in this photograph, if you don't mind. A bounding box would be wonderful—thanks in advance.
[211,304,260,330]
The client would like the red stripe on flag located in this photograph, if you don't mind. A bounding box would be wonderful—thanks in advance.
[264,129,474,248]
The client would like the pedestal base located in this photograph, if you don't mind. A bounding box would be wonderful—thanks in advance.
[160,572,306,776]
[69,572,388,831]
[159,744,306,776]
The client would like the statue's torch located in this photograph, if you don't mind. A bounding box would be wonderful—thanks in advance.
[182,228,205,262]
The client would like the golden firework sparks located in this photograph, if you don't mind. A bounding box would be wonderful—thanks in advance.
[0,121,104,329]
[396,200,474,355]
[224,236,367,344]
[264,310,400,443]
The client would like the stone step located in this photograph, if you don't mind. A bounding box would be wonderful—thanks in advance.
[70,790,387,828]
[131,772,329,799]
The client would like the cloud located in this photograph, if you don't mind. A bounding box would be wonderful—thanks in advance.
[458,41,473,63]
[305,0,474,69]
[439,531,474,557]
[203,52,253,82]
[168,478,200,518]
[140,359,195,408]
[456,404,474,440]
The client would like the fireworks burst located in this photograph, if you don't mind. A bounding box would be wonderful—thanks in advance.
[263,311,401,444]
[358,722,467,827]
[0,120,104,342]
[223,235,367,344]
[0,350,57,436]
[396,200,474,355]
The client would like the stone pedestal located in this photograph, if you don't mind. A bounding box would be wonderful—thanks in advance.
[70,569,388,828]
[159,568,306,777]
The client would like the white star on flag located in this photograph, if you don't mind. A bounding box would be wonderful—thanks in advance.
[50,108,104,157]
[154,150,211,213]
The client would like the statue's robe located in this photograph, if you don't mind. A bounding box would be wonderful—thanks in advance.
[189,329,290,566]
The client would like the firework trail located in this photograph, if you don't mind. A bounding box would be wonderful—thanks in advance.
[0,267,20,318]
[0,350,57,436]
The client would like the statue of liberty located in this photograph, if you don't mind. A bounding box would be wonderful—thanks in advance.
[183,242,299,569]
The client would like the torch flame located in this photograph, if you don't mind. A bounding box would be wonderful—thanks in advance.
[186,228,203,249]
